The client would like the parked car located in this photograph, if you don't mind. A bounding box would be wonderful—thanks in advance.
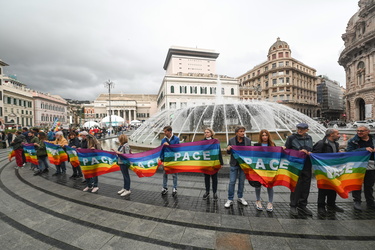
[353,121,375,128]
[328,120,346,127]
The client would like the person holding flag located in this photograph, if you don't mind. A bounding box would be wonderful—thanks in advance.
[161,126,180,196]
[80,131,102,193]
[225,125,251,208]
[283,123,313,216]
[312,128,344,216]
[346,125,375,211]
[47,131,68,176]
[249,129,276,212]
[201,128,223,201]
[33,132,50,175]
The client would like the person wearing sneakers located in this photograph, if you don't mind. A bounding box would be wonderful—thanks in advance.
[346,125,375,211]
[312,128,344,216]
[249,129,275,212]
[225,125,251,208]
[283,123,313,216]
[201,128,223,201]
[80,131,102,193]
[161,126,180,196]
[112,134,132,197]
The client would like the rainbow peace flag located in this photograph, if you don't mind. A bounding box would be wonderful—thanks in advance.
[65,146,80,168]
[8,148,16,161]
[76,149,120,178]
[45,142,68,165]
[118,145,163,177]
[231,146,307,191]
[23,143,39,165]
[162,139,222,175]
[311,151,371,198]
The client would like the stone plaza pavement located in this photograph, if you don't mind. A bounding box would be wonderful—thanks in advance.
[1,147,375,250]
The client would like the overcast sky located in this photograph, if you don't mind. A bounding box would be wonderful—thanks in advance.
[0,0,359,100]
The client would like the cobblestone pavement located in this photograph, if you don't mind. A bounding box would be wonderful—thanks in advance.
[1,146,375,249]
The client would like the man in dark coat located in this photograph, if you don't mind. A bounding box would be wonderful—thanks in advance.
[312,128,344,216]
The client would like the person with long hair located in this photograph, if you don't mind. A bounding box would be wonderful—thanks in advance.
[80,131,102,193]
[250,129,275,212]
[47,131,68,176]
[112,134,132,197]
[202,128,223,201]
[33,132,49,175]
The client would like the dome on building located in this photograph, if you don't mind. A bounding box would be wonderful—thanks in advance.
[268,37,289,53]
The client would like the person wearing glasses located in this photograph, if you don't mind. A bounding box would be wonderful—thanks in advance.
[282,123,313,216]
[346,125,375,211]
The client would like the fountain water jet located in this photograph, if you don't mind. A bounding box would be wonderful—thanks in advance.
[129,100,326,147]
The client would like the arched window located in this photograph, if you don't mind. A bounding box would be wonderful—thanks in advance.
[171,86,174,93]
[357,61,365,85]
[231,88,234,95]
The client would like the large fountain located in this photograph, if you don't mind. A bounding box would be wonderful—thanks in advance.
[129,100,326,147]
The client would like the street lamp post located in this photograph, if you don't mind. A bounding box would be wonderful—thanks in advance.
[104,80,115,130]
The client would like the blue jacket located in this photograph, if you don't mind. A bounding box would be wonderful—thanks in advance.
[346,134,375,152]
[161,135,180,145]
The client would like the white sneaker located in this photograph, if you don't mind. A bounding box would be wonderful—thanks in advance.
[117,188,126,195]
[120,190,131,196]
[83,187,92,192]
[91,187,99,193]
[238,198,248,206]
[224,200,233,208]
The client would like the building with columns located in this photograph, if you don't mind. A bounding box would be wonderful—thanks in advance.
[83,94,157,125]
[157,46,239,111]
[339,0,375,121]
[237,38,319,118]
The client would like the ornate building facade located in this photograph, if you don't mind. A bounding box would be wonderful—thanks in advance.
[339,0,375,121]
[32,91,68,128]
[238,38,318,117]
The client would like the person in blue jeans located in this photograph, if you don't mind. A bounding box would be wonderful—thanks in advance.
[225,125,251,208]
[161,126,180,196]
[112,134,132,197]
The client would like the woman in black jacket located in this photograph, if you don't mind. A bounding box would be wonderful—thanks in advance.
[250,129,276,212]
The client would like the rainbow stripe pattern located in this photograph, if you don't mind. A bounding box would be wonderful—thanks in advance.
[65,146,80,168]
[76,149,120,178]
[162,139,222,175]
[231,146,307,191]
[45,142,68,165]
[118,145,163,177]
[8,148,15,161]
[311,151,371,198]
[23,143,39,165]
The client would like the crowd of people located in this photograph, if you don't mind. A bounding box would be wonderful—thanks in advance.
[4,122,375,216]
